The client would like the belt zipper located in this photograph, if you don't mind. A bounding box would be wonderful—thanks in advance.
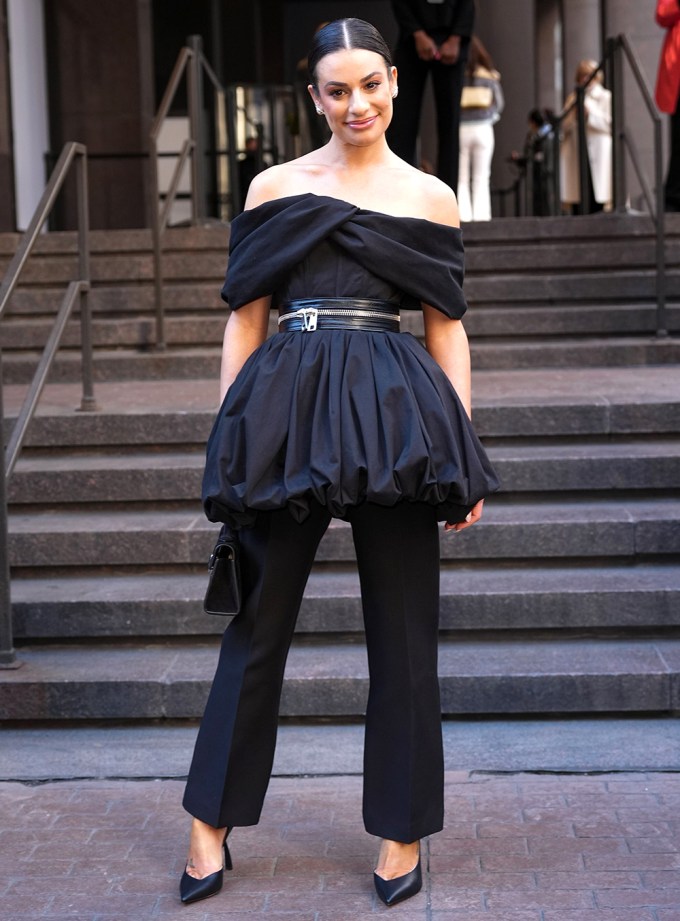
[278,307,401,331]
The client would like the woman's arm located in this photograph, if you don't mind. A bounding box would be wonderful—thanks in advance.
[218,168,288,402]
[422,304,482,532]
[422,306,471,417]
[585,87,612,135]
[220,296,271,402]
[493,78,505,120]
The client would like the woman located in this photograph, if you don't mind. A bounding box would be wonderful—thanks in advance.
[560,59,612,213]
[458,35,504,222]
[655,0,680,211]
[180,18,498,909]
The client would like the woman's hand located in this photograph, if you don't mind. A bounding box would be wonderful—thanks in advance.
[438,35,461,65]
[414,30,439,61]
[444,499,484,532]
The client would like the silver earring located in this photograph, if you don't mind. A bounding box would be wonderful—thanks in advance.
[392,88,399,99]
[316,106,324,115]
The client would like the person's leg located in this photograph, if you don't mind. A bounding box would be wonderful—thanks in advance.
[183,502,331,830]
[388,37,429,167]
[431,58,465,191]
[666,96,680,211]
[471,123,495,221]
[347,501,444,845]
[457,124,473,222]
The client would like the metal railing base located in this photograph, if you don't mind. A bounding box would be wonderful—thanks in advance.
[0,653,21,669]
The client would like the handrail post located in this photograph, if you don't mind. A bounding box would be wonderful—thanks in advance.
[576,85,589,215]
[188,34,206,222]
[612,37,627,212]
[553,123,561,215]
[227,86,241,219]
[150,131,166,350]
[76,147,97,410]
[0,357,18,668]
[654,110,667,336]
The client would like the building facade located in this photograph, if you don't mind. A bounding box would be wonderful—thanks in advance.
[0,0,668,231]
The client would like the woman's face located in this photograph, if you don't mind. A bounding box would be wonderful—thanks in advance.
[309,48,397,146]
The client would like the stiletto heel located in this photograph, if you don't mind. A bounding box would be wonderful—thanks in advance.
[373,845,422,907]
[180,832,232,905]
[223,837,233,872]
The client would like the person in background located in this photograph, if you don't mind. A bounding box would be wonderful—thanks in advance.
[457,35,503,222]
[511,108,556,216]
[388,0,475,191]
[559,59,612,214]
[655,0,680,211]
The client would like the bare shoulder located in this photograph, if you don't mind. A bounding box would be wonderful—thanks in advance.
[411,171,460,228]
[244,154,329,210]
[243,164,293,210]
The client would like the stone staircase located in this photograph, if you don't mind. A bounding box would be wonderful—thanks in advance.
[1,214,679,382]
[1,215,679,721]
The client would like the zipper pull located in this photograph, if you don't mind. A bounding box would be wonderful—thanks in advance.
[302,307,318,331]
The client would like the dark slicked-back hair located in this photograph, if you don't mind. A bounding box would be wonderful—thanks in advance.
[308,18,393,87]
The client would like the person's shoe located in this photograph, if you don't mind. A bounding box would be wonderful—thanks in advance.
[180,835,232,905]
[373,849,422,907]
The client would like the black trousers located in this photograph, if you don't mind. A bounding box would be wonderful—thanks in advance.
[666,95,680,211]
[388,35,466,192]
[183,500,444,843]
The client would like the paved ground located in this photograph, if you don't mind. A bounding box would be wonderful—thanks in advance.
[2,770,680,920]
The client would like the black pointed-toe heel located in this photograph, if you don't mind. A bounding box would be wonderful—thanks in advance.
[374,851,422,907]
[180,835,232,905]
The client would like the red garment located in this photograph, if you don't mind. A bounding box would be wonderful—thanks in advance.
[656,0,680,113]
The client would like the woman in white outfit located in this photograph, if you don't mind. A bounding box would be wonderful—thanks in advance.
[560,60,612,213]
[457,35,504,222]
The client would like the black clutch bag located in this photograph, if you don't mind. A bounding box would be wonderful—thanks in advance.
[203,529,242,617]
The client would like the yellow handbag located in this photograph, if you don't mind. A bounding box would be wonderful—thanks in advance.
[461,85,493,109]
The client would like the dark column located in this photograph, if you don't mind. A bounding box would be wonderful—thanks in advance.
[0,0,15,231]
[44,0,155,229]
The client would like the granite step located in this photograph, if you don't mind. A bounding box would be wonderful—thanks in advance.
[463,238,680,273]
[0,225,228,256]
[4,283,224,316]
[0,250,229,286]
[1,635,678,720]
[461,211,680,244]
[7,499,680,569]
[0,212,673,258]
[7,441,680,506]
[2,302,679,353]
[4,335,680,385]
[464,270,680,305]
[5,369,680,446]
[10,563,680,640]
[470,336,680,370]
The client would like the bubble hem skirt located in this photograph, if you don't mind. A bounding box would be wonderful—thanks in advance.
[202,330,500,529]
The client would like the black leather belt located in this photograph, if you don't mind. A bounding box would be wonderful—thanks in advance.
[278,297,401,333]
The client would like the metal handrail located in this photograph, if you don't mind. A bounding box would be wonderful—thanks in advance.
[609,34,666,337]
[149,36,210,350]
[553,34,666,336]
[0,141,95,667]
[150,37,299,348]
